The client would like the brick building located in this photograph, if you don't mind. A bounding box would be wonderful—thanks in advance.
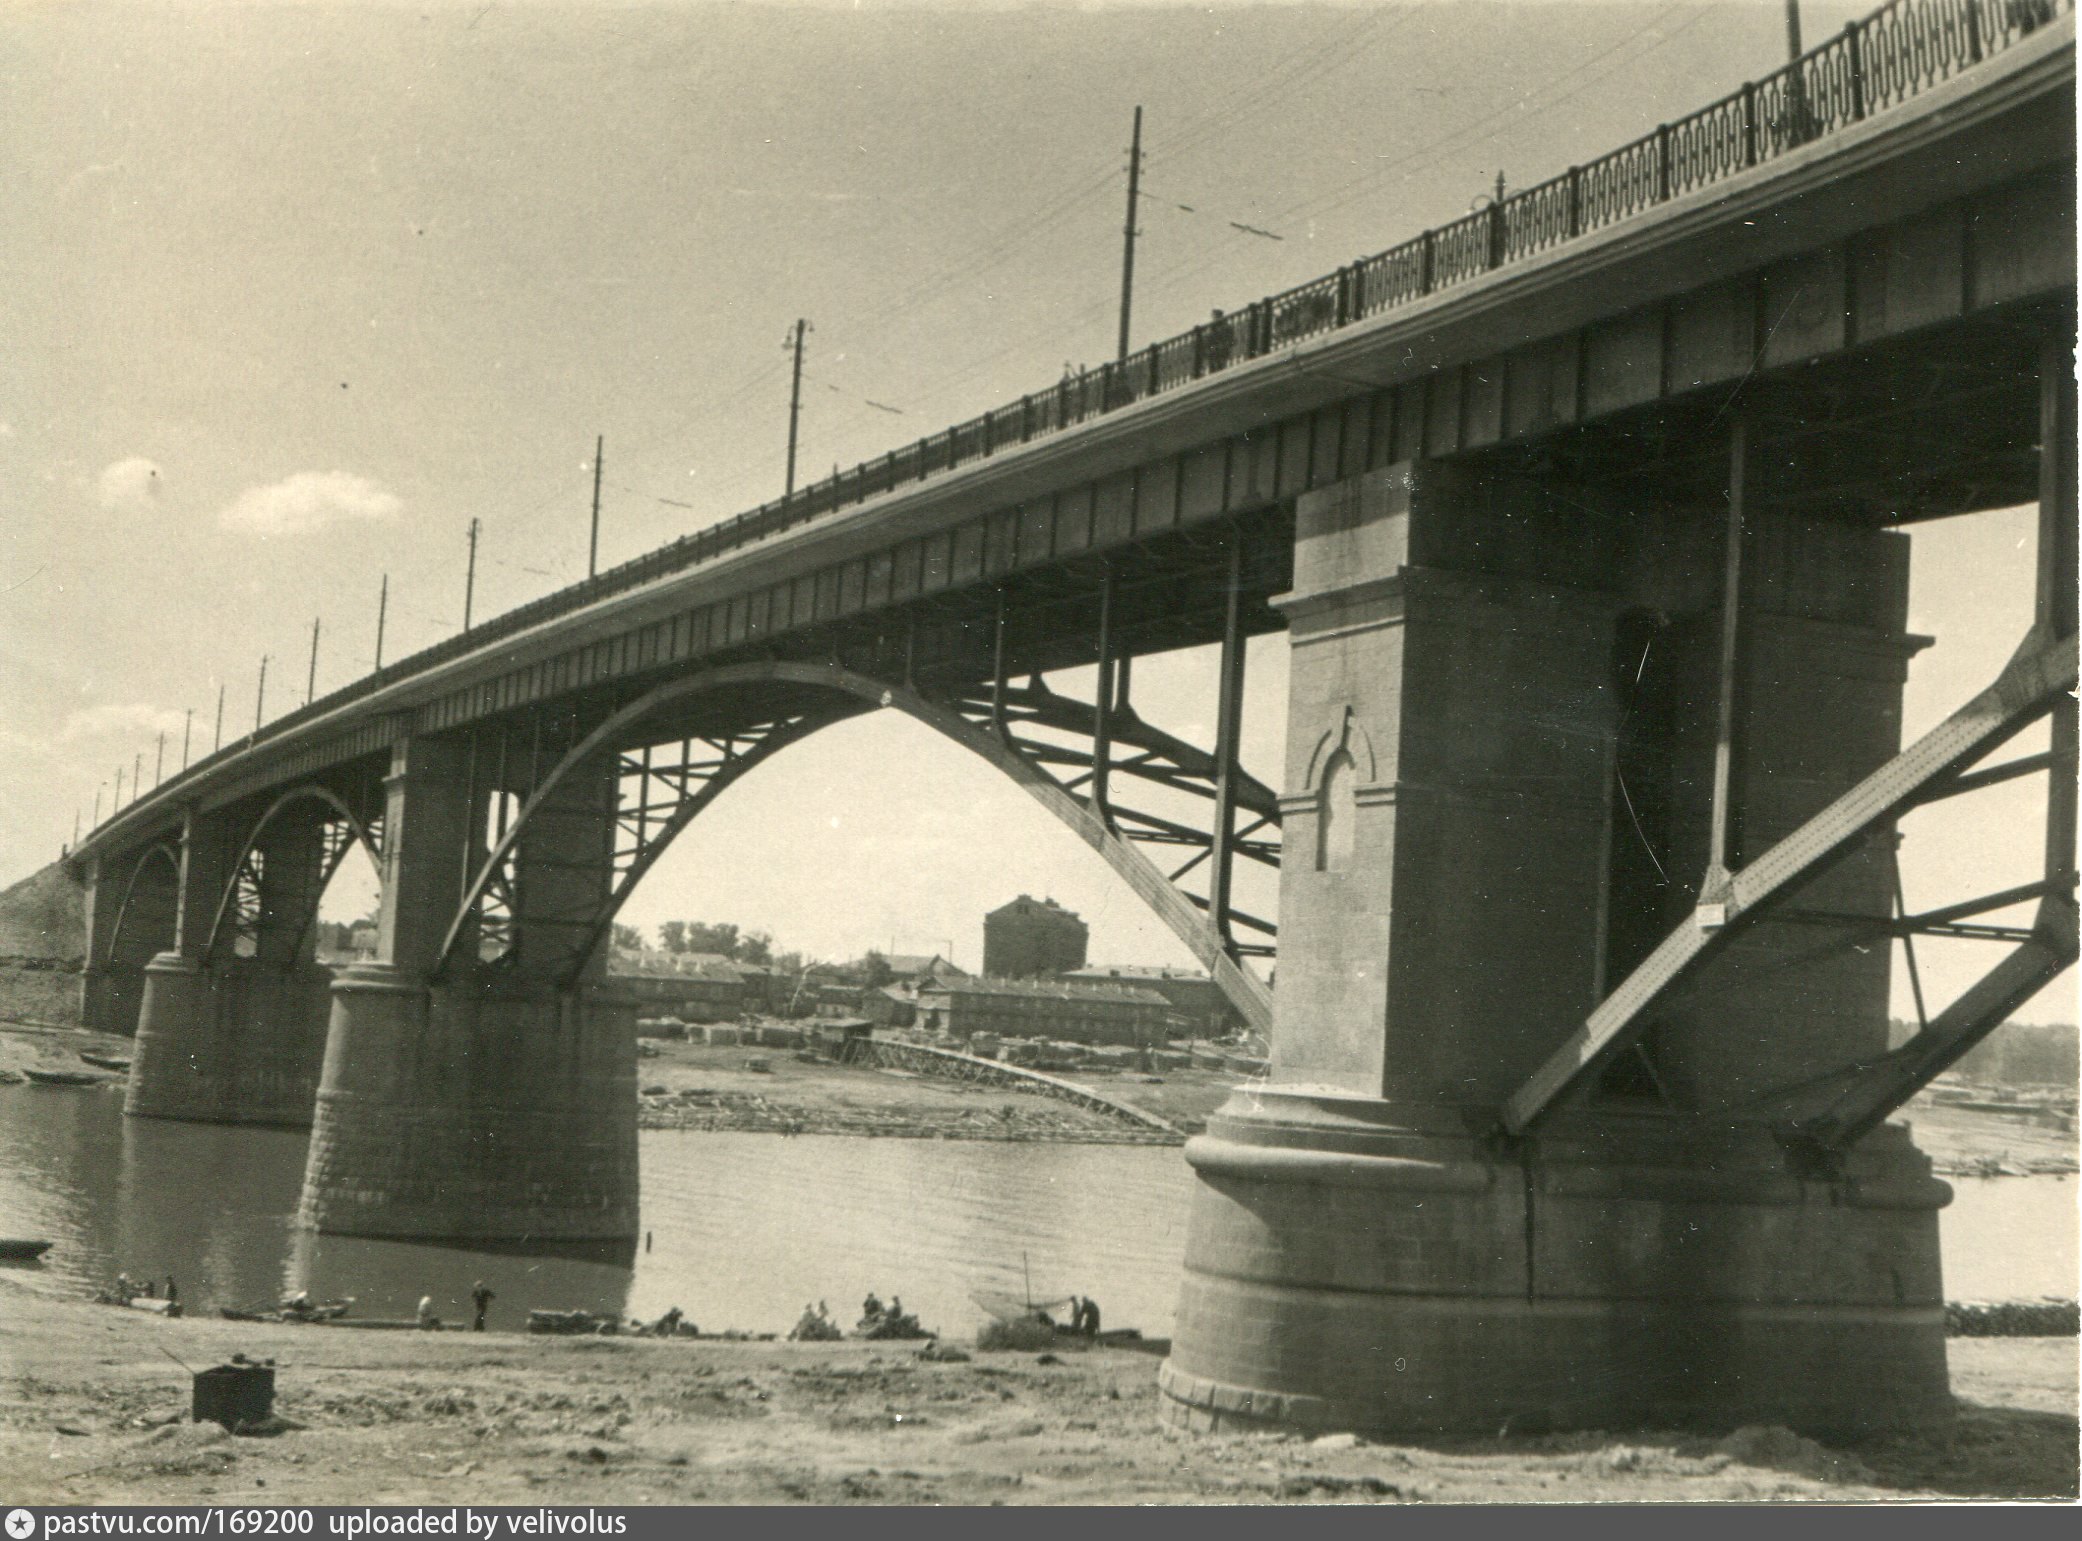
[982,895,1088,979]
[1059,963,1244,1037]
[916,975,1172,1047]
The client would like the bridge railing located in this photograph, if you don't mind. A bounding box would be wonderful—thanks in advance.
[85,0,2068,846]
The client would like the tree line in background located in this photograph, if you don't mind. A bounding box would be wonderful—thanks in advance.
[610,918,898,986]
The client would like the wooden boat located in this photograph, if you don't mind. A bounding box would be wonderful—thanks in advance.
[23,1068,105,1087]
[221,1298,354,1323]
[122,1296,182,1317]
[79,1051,133,1071]
[0,1239,53,1261]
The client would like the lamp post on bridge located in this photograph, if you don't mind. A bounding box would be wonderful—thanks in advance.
[464,519,480,633]
[254,655,268,740]
[1117,105,1143,363]
[374,573,388,670]
[307,617,321,705]
[154,732,164,787]
[783,321,809,500]
[214,682,225,754]
[182,708,192,771]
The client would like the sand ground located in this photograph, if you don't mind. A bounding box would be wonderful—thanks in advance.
[0,1285,2074,1506]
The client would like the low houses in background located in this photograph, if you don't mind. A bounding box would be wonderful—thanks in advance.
[880,952,967,989]
[1059,963,1244,1038]
[915,975,1176,1048]
[608,948,749,1022]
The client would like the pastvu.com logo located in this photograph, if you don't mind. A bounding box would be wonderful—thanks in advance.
[5,1507,37,1539]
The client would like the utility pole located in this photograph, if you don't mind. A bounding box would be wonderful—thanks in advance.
[214,682,226,753]
[154,732,165,786]
[1782,0,1811,144]
[307,617,322,704]
[464,518,481,632]
[182,708,192,770]
[254,656,268,736]
[131,753,141,803]
[374,573,388,670]
[72,809,80,849]
[589,435,605,579]
[1117,105,1144,363]
[784,319,808,498]
[114,767,124,808]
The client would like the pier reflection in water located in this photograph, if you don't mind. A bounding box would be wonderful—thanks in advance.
[1,1085,2070,1337]
[0,1086,1189,1336]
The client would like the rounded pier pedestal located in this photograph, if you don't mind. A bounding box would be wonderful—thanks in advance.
[298,965,639,1244]
[1159,1087,1953,1439]
[127,953,333,1127]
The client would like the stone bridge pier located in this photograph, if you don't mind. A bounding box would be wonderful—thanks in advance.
[127,805,337,1126]
[1160,457,1950,1438]
[297,735,640,1244]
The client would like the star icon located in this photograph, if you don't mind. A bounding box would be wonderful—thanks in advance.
[6,1509,37,1540]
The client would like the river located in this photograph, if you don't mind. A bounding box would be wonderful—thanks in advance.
[0,1084,2072,1337]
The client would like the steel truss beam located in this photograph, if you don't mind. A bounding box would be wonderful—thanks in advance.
[1503,338,2079,1151]
[436,660,1278,1032]
[943,678,1283,955]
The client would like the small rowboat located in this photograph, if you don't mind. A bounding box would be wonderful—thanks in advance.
[23,1068,105,1087]
[79,1051,133,1072]
[0,1239,53,1261]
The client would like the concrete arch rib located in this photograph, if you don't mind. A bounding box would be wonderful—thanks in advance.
[441,660,1274,1034]
[106,841,181,964]
[201,785,384,963]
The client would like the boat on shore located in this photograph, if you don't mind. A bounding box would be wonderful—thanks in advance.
[24,1068,106,1087]
[0,1239,53,1261]
[78,1051,133,1072]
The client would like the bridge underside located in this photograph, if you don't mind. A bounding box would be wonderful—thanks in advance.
[70,16,2077,1438]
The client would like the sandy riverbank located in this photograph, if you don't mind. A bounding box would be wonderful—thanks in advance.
[0,1283,2074,1504]
[2,1023,2073,1175]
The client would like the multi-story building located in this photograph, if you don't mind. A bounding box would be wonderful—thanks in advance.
[982,895,1088,979]
[915,975,1172,1047]
[1059,963,1244,1038]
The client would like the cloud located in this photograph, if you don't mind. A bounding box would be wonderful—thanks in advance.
[58,702,189,746]
[97,457,163,513]
[219,470,401,536]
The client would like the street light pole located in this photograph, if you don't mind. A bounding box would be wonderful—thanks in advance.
[784,320,807,499]
[1117,105,1143,363]
[464,518,480,632]
[589,435,605,579]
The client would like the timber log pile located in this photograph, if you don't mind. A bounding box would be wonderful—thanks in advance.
[636,1087,1177,1144]
[1944,1298,2079,1337]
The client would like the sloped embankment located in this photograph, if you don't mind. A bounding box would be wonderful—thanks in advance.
[0,859,85,1026]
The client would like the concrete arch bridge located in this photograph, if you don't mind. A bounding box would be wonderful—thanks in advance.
[68,0,2077,1440]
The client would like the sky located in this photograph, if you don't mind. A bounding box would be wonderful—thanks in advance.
[3,0,2069,1022]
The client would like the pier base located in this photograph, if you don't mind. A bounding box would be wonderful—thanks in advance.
[126,953,333,1126]
[1158,1088,1953,1438]
[297,964,639,1243]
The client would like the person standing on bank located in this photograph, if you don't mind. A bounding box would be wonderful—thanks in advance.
[471,1280,494,1332]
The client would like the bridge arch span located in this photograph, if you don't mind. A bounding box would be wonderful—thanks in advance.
[440,659,1276,1033]
[200,784,384,965]
[104,840,181,967]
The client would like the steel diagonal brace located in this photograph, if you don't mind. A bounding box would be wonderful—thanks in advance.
[1765,891,2079,1171]
[1501,626,2078,1137]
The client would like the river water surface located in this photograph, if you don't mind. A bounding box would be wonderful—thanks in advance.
[0,1085,2072,1338]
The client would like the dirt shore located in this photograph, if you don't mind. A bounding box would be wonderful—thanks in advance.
[3,1021,2073,1176]
[0,1283,2072,1505]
